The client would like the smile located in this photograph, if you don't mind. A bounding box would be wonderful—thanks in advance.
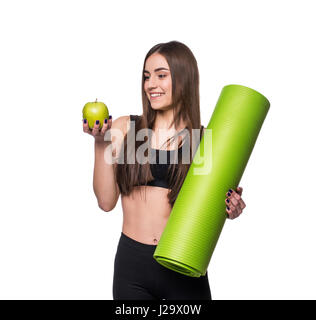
[150,93,165,99]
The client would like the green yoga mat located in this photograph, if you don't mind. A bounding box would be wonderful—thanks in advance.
[153,84,270,277]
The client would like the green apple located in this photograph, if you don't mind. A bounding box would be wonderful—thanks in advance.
[82,99,109,129]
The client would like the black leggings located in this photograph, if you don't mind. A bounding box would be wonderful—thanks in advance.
[112,232,212,300]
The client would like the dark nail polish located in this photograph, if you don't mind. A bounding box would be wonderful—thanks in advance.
[229,189,233,193]
[104,118,108,123]
[227,192,231,197]
[226,205,230,210]
[96,120,99,125]
[226,199,230,203]
[84,119,87,124]
[109,115,112,119]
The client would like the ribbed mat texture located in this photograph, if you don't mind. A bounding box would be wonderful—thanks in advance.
[153,84,270,277]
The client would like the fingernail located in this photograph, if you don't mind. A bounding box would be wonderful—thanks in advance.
[96,120,99,125]
[226,205,230,210]
[227,192,231,197]
[104,118,108,123]
[84,119,87,124]
[226,199,230,203]
[109,115,112,119]
[229,189,233,193]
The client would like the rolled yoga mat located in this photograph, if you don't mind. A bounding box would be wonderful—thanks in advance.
[153,84,270,277]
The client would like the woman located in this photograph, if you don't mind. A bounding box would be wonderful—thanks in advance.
[83,41,246,300]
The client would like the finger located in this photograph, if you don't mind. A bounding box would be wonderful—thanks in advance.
[226,205,233,219]
[230,204,238,218]
[92,120,100,136]
[225,193,237,215]
[83,119,91,133]
[231,191,246,215]
[239,198,246,210]
[230,194,245,211]
[226,189,233,197]
[108,115,112,129]
[227,202,238,219]
[229,188,241,201]
[225,197,234,209]
[227,195,239,207]
[235,199,242,213]
[101,119,109,135]
[233,200,242,217]
[226,188,239,200]
[236,186,243,195]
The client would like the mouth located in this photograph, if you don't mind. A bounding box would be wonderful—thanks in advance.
[149,92,165,100]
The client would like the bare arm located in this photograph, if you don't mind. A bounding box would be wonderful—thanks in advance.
[93,140,119,211]
[83,115,130,212]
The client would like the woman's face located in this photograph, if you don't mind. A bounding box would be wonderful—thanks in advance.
[144,53,172,110]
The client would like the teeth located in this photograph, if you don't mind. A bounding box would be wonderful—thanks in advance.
[151,93,164,97]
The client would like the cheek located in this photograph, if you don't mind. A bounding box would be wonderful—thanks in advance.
[163,79,172,94]
[168,82,173,98]
[144,83,150,96]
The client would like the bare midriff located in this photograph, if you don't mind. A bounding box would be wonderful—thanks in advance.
[121,186,172,245]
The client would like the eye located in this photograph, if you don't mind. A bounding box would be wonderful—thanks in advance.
[143,74,166,81]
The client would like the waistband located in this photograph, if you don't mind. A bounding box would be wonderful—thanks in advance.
[120,232,157,253]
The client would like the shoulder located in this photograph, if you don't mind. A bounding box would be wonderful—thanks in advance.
[111,115,130,135]
[110,114,142,144]
[111,115,130,128]
[109,116,130,159]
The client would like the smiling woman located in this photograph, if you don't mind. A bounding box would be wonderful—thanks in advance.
[110,41,213,300]
[84,40,212,300]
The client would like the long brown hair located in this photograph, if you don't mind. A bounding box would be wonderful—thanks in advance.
[115,40,202,207]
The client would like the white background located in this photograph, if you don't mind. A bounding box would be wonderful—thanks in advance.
[0,0,315,300]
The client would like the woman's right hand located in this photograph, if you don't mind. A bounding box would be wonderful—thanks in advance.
[82,116,112,143]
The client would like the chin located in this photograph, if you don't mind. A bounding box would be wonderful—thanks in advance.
[150,102,173,111]
[151,105,170,111]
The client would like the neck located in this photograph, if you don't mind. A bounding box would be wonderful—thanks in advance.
[154,109,185,132]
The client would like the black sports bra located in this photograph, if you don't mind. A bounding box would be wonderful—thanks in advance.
[129,115,204,189]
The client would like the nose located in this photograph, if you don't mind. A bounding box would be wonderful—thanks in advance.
[147,76,158,90]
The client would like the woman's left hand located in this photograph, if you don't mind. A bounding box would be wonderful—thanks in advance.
[225,186,246,220]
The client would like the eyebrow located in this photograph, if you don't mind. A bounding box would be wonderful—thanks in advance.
[143,67,169,74]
